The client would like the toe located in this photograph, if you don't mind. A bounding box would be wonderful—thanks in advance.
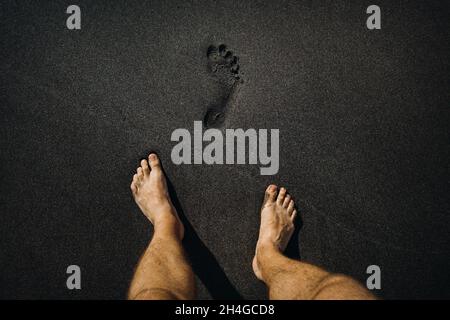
[148,153,161,171]
[283,195,291,208]
[131,174,139,190]
[207,45,217,58]
[141,159,150,176]
[130,181,137,193]
[290,209,297,221]
[218,44,227,56]
[263,184,278,205]
[288,200,295,214]
[277,187,287,205]
[136,167,143,181]
[224,51,233,62]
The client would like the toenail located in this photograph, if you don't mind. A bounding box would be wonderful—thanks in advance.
[149,154,156,160]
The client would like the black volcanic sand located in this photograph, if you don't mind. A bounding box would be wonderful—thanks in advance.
[1,0,449,299]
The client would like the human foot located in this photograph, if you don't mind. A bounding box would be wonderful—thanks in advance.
[203,44,243,128]
[130,153,184,239]
[252,185,297,280]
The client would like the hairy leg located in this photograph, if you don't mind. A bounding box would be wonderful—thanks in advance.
[253,185,375,300]
[128,153,195,300]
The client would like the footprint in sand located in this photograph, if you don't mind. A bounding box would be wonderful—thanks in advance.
[204,44,243,128]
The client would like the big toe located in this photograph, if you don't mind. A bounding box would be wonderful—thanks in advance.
[148,153,161,171]
[263,185,278,205]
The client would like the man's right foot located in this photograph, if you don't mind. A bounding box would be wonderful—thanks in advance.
[252,185,297,280]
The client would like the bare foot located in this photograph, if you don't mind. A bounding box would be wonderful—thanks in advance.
[130,153,184,240]
[252,185,297,280]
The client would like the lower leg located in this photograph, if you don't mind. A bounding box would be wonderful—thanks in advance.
[253,185,375,300]
[129,230,195,300]
[257,243,373,299]
[128,154,195,300]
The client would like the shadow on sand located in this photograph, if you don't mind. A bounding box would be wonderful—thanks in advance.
[163,162,303,299]
[165,173,243,299]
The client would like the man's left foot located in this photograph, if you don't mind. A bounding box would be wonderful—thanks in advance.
[130,153,184,240]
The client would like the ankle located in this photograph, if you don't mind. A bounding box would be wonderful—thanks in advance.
[152,207,177,224]
[256,241,280,259]
[153,214,184,241]
[255,242,283,282]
